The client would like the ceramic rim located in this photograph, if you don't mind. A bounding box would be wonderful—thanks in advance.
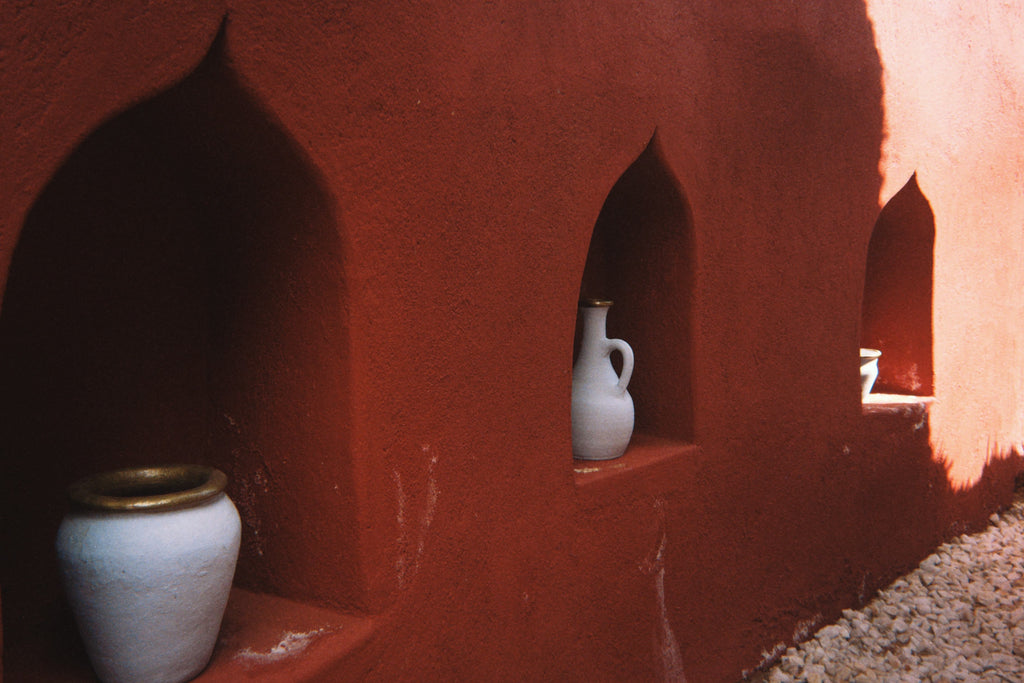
[580,298,614,308]
[860,348,882,358]
[67,465,228,512]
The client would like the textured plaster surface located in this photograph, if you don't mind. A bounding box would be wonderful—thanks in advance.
[869,0,1024,488]
[1,1,1023,681]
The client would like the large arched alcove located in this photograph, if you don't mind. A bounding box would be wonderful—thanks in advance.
[0,28,359,635]
[577,134,695,448]
[861,173,935,397]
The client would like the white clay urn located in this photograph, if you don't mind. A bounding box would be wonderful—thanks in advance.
[860,348,881,400]
[572,299,635,460]
[56,465,241,683]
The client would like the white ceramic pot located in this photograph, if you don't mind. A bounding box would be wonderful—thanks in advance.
[572,299,635,460]
[860,348,881,400]
[56,465,241,683]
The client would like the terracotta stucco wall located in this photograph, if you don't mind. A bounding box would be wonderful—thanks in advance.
[869,0,1024,487]
[1,1,1022,681]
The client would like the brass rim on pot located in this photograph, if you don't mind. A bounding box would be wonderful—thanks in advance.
[580,298,614,308]
[67,465,228,512]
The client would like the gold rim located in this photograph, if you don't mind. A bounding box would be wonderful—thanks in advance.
[67,465,227,512]
[579,298,613,308]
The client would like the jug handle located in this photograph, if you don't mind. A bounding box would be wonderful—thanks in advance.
[608,338,634,394]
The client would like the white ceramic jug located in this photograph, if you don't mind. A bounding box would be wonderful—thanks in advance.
[56,465,241,683]
[572,299,635,460]
[860,348,881,400]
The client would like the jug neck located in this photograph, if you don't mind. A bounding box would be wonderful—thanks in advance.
[578,299,613,349]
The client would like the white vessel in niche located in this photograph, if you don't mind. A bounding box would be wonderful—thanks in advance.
[861,348,881,400]
[572,299,635,460]
[56,465,241,683]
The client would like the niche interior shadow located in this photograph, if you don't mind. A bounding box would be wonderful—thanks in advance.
[577,134,695,443]
[0,31,361,625]
[861,173,934,396]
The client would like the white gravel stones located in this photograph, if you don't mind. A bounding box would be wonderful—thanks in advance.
[760,501,1024,682]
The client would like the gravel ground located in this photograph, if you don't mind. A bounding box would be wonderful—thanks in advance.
[756,499,1024,683]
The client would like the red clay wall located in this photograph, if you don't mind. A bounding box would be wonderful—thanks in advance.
[1,1,1022,681]
[869,0,1024,488]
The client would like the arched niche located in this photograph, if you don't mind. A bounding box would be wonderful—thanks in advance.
[0,30,360,618]
[577,133,695,445]
[861,173,934,397]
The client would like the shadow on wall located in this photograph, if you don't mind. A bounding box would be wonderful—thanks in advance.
[0,25,360,649]
[862,173,934,396]
[853,409,1023,571]
[733,407,1024,679]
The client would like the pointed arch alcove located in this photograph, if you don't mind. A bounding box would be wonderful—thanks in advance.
[574,133,697,484]
[0,29,374,680]
[861,173,935,399]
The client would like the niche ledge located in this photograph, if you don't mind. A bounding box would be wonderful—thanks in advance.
[862,393,934,418]
[4,587,379,682]
[573,434,700,508]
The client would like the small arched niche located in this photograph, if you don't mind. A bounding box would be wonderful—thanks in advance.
[861,173,935,397]
[0,29,360,618]
[576,133,695,447]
